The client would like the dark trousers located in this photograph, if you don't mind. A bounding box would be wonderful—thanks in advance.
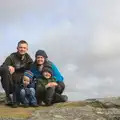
[55,81,65,94]
[36,81,65,105]
[0,67,13,96]
[45,87,55,105]
[36,84,55,105]
[13,84,21,104]
[12,73,23,103]
[36,84,45,103]
[0,66,23,101]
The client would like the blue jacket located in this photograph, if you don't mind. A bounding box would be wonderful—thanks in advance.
[30,61,64,82]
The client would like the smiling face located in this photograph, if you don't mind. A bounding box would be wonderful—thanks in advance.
[36,55,45,65]
[17,43,28,55]
[43,71,51,79]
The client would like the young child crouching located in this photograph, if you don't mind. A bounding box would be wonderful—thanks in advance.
[19,70,38,107]
[36,66,58,106]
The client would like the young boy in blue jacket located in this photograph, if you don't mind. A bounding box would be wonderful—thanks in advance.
[19,70,38,107]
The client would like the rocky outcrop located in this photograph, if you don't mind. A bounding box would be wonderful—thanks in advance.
[29,100,120,120]
[0,93,120,120]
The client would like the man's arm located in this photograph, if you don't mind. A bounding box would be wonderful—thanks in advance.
[2,56,13,67]
[1,55,15,74]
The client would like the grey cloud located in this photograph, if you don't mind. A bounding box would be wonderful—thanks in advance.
[1,0,120,101]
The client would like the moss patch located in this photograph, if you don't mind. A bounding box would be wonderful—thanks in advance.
[87,100,105,108]
[55,101,87,108]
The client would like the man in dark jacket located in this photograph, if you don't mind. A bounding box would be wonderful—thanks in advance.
[0,40,33,105]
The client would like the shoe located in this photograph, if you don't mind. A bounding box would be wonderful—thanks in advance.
[5,97,12,105]
[61,95,68,102]
[11,103,18,108]
[45,102,52,106]
[23,104,29,108]
[5,94,13,106]
[31,104,39,107]
[53,93,68,103]
[11,102,20,108]
[37,100,42,106]
[44,99,52,106]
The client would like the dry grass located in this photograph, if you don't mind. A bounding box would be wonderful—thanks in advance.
[0,104,35,119]
[0,93,35,119]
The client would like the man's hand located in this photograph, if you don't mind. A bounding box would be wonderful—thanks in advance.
[8,66,15,74]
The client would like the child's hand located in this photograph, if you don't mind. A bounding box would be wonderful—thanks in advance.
[24,83,29,87]
[46,82,52,87]
[46,82,58,88]
[45,83,50,88]
[51,82,58,86]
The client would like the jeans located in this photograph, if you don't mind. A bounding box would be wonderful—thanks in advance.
[20,88,37,105]
[0,66,23,97]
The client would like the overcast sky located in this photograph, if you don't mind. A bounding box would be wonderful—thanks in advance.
[0,0,120,101]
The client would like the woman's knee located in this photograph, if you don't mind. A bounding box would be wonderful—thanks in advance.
[56,82,65,94]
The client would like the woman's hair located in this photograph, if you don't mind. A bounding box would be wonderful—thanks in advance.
[35,50,48,58]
